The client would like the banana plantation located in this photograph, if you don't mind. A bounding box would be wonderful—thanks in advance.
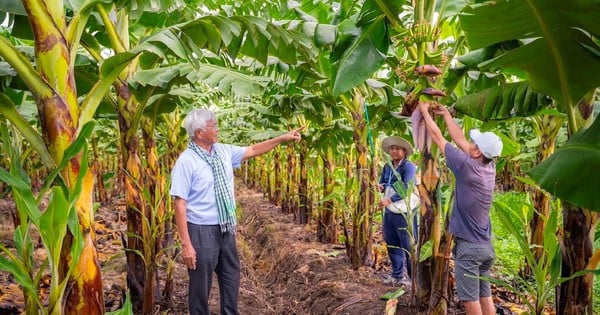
[0,0,598,314]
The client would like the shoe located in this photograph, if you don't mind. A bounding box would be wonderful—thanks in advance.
[381,274,402,285]
[398,278,412,287]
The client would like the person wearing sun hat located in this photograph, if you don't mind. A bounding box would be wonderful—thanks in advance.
[378,136,417,287]
[417,102,502,315]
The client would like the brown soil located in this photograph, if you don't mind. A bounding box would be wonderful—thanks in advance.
[165,184,419,314]
[0,183,518,314]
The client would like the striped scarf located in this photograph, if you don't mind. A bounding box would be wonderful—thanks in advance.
[189,141,237,233]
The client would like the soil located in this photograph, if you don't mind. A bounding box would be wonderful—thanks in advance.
[0,183,518,314]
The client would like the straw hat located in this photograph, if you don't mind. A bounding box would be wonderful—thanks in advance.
[382,136,413,156]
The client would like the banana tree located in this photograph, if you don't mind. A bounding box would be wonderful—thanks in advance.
[81,2,322,311]
[313,122,355,243]
[258,52,356,238]
[337,91,376,268]
[528,113,565,263]
[0,0,150,312]
[276,0,385,267]
[345,0,466,311]
[316,144,338,242]
[3,0,320,312]
[249,21,380,262]
[459,1,600,313]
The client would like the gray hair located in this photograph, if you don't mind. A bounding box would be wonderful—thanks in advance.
[183,109,216,138]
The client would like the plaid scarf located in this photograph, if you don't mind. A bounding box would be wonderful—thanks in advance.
[189,141,237,234]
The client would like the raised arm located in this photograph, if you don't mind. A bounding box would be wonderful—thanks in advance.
[433,105,470,153]
[242,127,303,160]
[417,102,448,155]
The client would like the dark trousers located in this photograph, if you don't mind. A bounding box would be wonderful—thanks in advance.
[383,210,417,279]
[187,224,240,315]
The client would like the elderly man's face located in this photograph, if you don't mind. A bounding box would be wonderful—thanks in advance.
[195,119,219,144]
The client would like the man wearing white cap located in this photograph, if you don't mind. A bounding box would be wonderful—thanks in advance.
[417,102,502,315]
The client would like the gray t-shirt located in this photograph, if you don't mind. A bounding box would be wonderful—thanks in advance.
[445,143,496,243]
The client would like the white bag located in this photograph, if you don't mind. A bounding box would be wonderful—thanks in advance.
[384,186,419,213]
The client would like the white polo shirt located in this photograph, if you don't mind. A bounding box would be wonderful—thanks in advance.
[170,143,247,225]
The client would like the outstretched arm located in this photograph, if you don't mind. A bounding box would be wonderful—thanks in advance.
[243,127,303,160]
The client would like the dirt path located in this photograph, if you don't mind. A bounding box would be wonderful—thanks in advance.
[235,184,394,314]
[0,183,411,314]
[169,183,396,314]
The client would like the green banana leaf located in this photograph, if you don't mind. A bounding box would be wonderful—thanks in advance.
[331,15,388,96]
[186,64,269,97]
[39,187,70,278]
[459,0,600,108]
[0,245,37,294]
[105,292,133,315]
[528,116,600,212]
[456,46,498,69]
[460,0,600,211]
[0,0,25,15]
[298,22,337,47]
[454,82,552,121]
[121,0,185,19]
[227,16,318,66]
[0,167,41,224]
[0,93,53,166]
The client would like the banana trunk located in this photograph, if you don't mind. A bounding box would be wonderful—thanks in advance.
[22,0,104,313]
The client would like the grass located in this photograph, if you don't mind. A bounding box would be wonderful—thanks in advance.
[491,192,524,277]
[491,191,600,314]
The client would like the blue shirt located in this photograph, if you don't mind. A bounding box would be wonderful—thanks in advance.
[169,143,247,225]
[379,159,417,203]
[445,143,496,243]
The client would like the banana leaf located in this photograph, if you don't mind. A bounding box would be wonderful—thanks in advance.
[460,0,600,210]
[331,15,388,96]
[528,116,600,212]
[459,0,600,108]
[454,82,552,121]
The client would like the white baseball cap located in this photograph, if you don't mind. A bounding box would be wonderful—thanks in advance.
[469,129,502,159]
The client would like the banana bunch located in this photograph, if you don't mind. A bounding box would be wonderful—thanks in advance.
[454,82,552,121]
[403,23,439,46]
[396,64,446,153]
[397,65,446,117]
